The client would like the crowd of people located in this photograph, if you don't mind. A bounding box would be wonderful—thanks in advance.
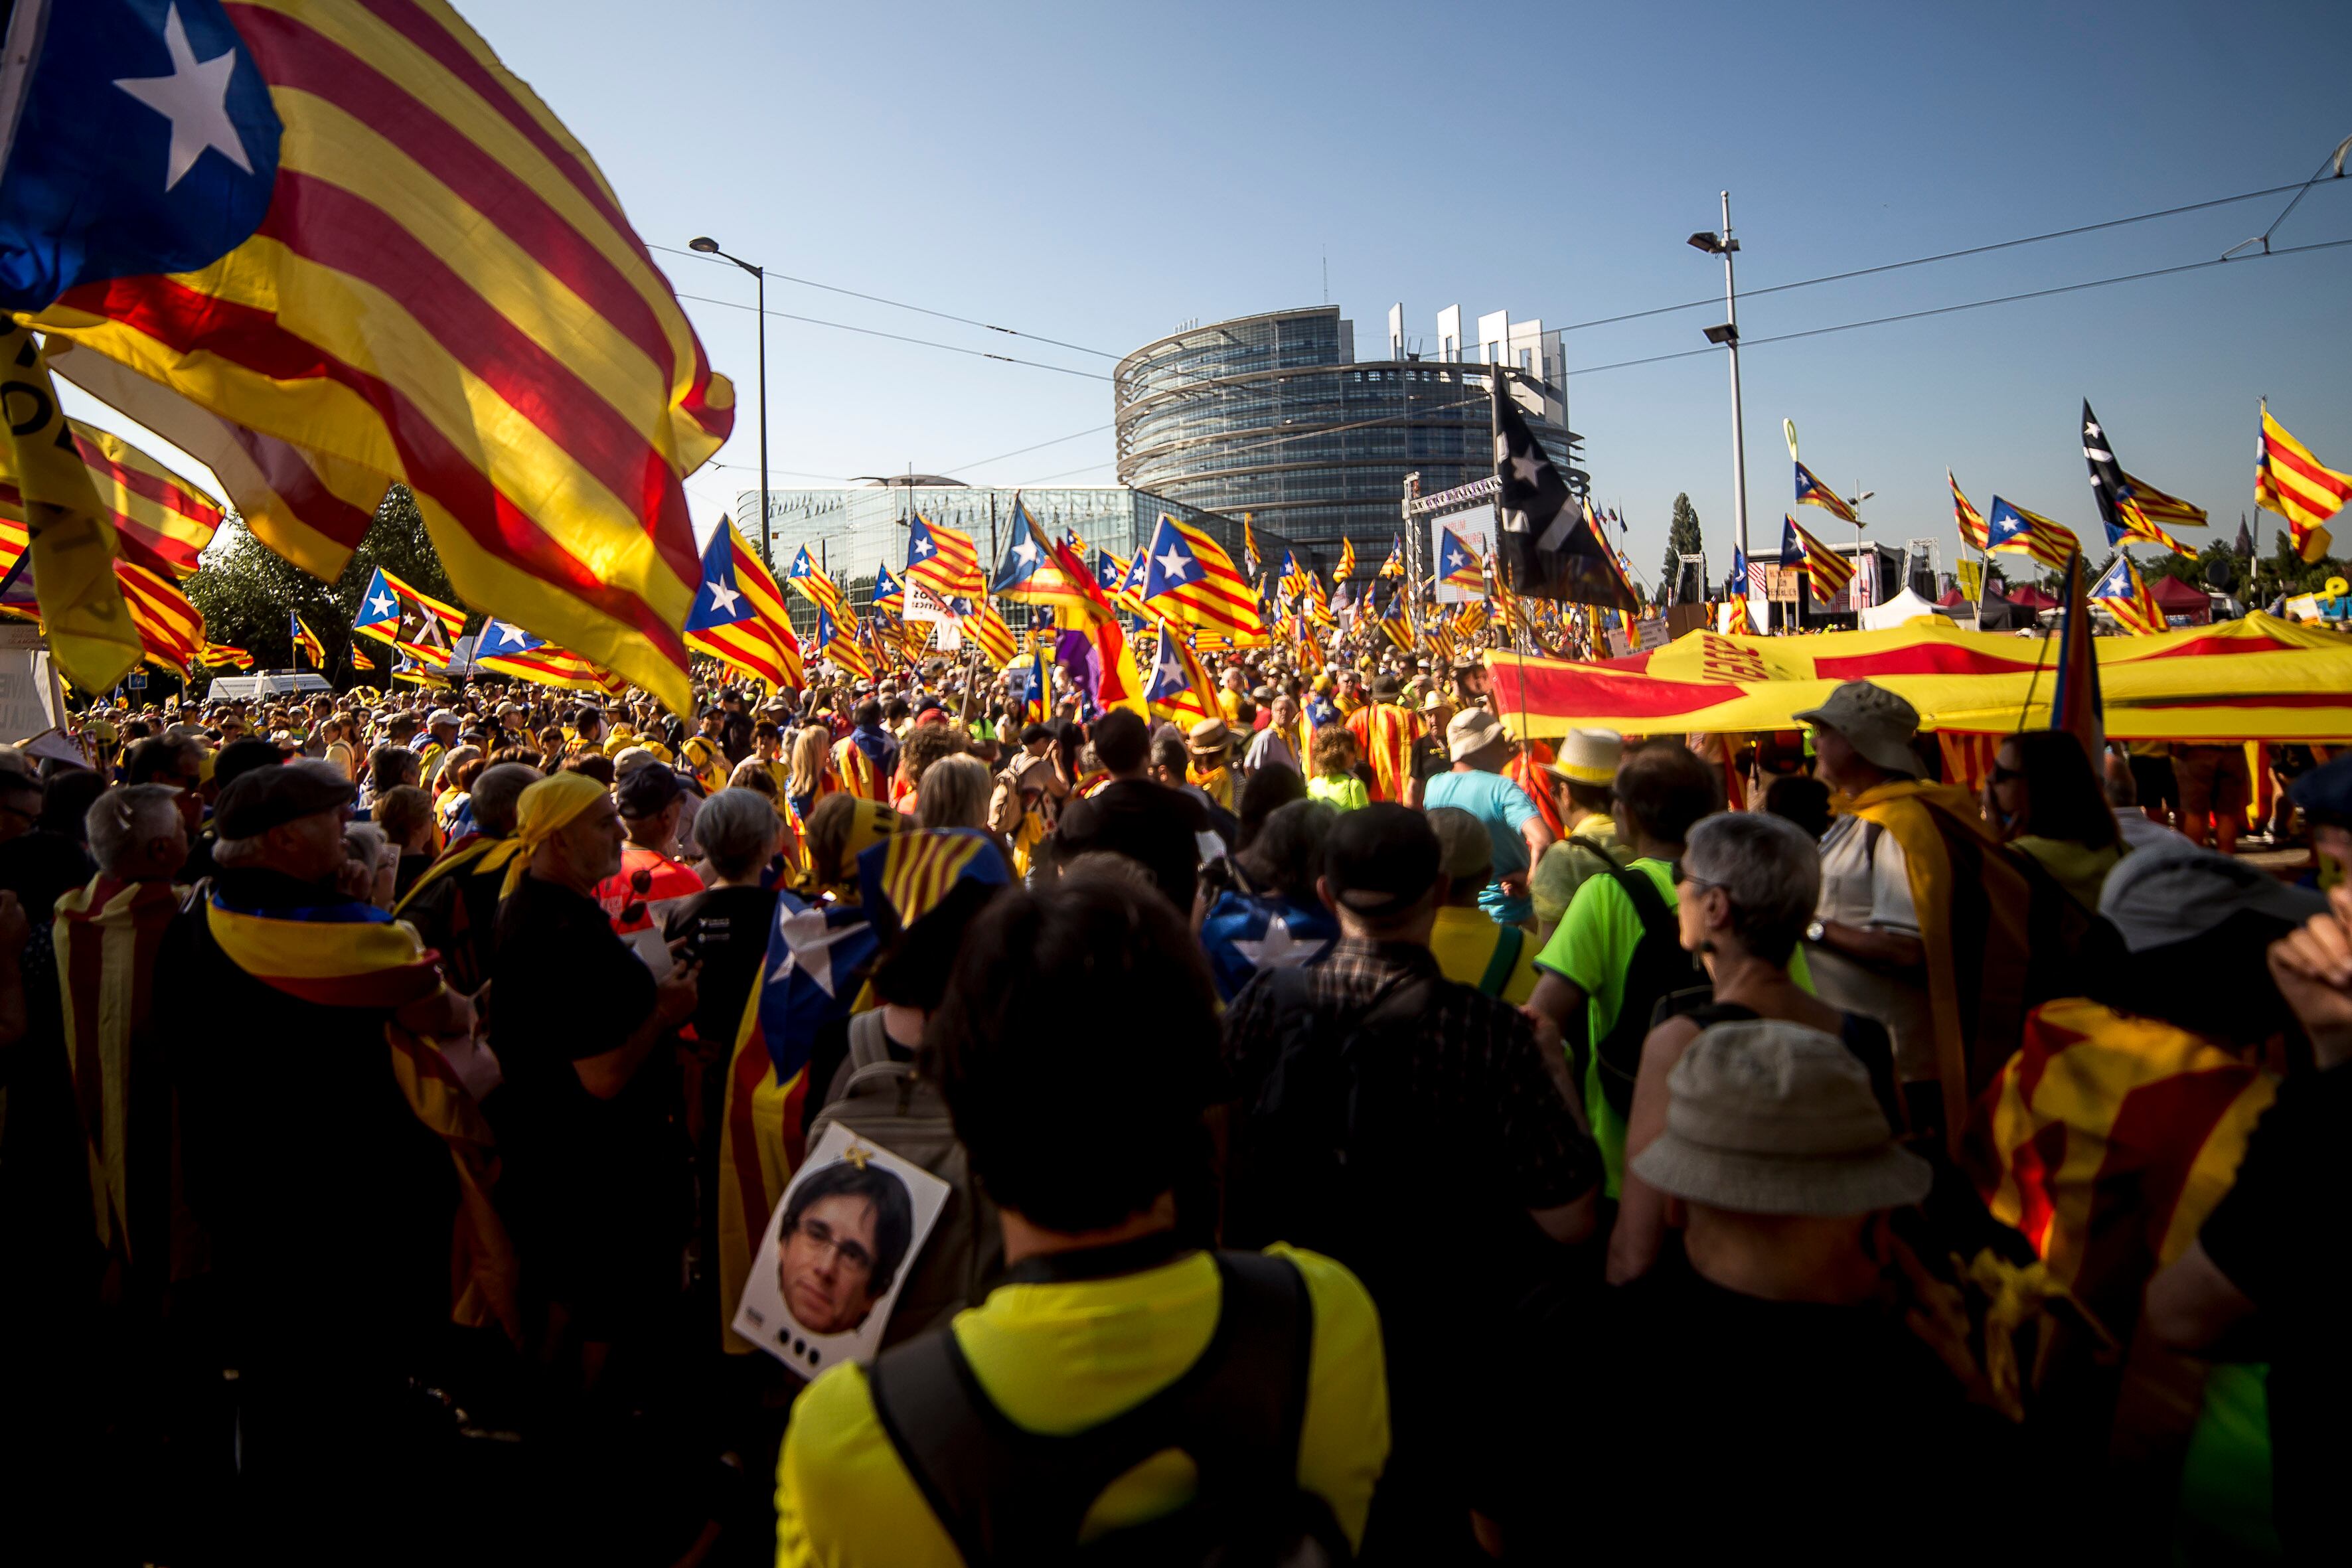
[0,642,2344,1565]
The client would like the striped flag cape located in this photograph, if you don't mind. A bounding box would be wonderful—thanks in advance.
[905,514,985,599]
[474,619,607,691]
[2090,554,2165,636]
[1335,536,1357,582]
[1794,459,1858,524]
[1346,696,1416,803]
[1948,471,1990,552]
[121,564,204,673]
[54,875,183,1259]
[1144,617,1219,726]
[17,0,730,713]
[202,884,516,1336]
[1140,514,1268,643]
[1967,997,2274,1355]
[1985,497,2080,572]
[870,561,906,617]
[1778,514,1855,602]
[785,545,849,621]
[830,734,889,801]
[2256,400,2351,562]
[291,613,326,667]
[200,642,254,672]
[815,607,870,683]
[685,524,804,692]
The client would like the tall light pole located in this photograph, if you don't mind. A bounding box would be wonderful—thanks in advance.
[1688,193,1748,597]
[689,236,769,566]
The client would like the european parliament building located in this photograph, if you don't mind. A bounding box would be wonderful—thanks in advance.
[1113,303,1586,569]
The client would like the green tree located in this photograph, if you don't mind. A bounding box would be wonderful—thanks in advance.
[186,483,470,688]
[1661,493,1704,595]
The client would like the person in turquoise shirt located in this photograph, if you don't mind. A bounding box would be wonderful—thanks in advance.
[1526,742,1723,1196]
[1419,707,1553,927]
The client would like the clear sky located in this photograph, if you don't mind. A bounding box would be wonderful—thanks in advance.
[71,0,2352,584]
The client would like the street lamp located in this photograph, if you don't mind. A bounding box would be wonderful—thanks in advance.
[690,236,770,566]
[1689,195,1749,591]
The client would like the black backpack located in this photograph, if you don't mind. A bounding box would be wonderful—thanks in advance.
[866,1246,1347,1567]
[1571,836,1705,1122]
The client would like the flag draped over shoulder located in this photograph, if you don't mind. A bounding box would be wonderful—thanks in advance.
[202,886,516,1336]
[15,0,731,712]
[1839,781,2113,1148]
[55,877,183,1257]
[2256,400,2351,563]
[1967,998,2273,1346]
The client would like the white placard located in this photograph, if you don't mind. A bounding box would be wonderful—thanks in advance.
[0,625,64,744]
[734,1122,952,1376]
[903,582,954,623]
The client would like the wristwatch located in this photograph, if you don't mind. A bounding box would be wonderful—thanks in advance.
[1805,919,1827,945]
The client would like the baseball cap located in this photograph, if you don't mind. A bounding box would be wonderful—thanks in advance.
[214,759,356,840]
[615,763,684,819]
[1322,803,1441,917]
[426,708,460,728]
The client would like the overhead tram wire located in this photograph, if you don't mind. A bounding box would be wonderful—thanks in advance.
[1555,176,2341,333]
[672,290,1115,382]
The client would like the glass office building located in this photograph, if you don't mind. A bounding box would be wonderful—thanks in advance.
[1115,304,1585,570]
[734,482,1288,616]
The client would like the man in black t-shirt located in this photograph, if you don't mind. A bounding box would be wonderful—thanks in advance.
[1051,710,1210,910]
[490,774,697,1366]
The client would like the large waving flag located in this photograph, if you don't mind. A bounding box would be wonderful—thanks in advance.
[2256,400,2351,563]
[990,494,1099,624]
[1779,514,1855,602]
[785,545,848,621]
[1985,498,2080,572]
[1437,525,1487,597]
[1144,620,1219,726]
[905,514,984,599]
[1140,513,1267,642]
[1335,536,1357,583]
[11,0,732,712]
[815,607,869,682]
[1948,471,1989,552]
[62,419,225,580]
[474,617,605,690]
[686,523,803,691]
[1794,460,1858,524]
[2082,402,2195,558]
[119,562,205,674]
[2090,554,2166,636]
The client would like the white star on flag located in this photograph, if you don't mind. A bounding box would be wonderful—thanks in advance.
[1155,545,1192,581]
[1230,913,1324,971]
[1012,540,1039,567]
[706,578,743,615]
[368,591,396,617]
[493,621,530,649]
[767,907,868,996]
[911,536,935,558]
[113,4,255,193]
[1510,448,1543,486]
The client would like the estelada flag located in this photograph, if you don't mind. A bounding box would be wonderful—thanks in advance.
[1335,536,1357,582]
[58,418,224,580]
[2090,554,2165,637]
[905,514,984,599]
[1144,617,1219,727]
[291,612,326,666]
[11,0,730,713]
[870,561,905,617]
[475,619,607,691]
[685,523,803,692]
[1794,459,1858,524]
[1437,525,1487,597]
[785,545,849,621]
[1778,513,1855,601]
[959,599,1018,669]
[990,494,1099,625]
[815,607,870,682]
[1985,497,2080,572]
[2256,400,2352,563]
[1140,513,1267,643]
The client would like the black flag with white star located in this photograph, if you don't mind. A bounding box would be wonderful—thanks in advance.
[2082,400,2132,538]
[1491,374,1638,610]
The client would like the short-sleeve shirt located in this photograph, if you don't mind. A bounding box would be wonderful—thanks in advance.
[1533,856,1678,1196]
[775,1245,1389,1568]
[1810,817,1936,1082]
[1419,769,1543,925]
[1306,773,1368,811]
[1242,726,1298,776]
[1428,905,1540,1004]
[490,874,661,1166]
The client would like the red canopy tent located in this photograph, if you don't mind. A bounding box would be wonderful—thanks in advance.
[2148,573,2213,626]
[2006,584,2058,611]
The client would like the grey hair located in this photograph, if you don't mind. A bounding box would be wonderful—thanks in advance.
[86,785,183,876]
[915,753,992,832]
[469,762,543,838]
[692,787,782,882]
[342,821,388,866]
[1680,811,1822,965]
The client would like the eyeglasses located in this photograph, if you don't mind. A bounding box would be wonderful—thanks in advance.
[1990,764,2025,785]
[791,1215,874,1276]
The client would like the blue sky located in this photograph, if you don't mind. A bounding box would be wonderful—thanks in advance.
[76,0,2352,584]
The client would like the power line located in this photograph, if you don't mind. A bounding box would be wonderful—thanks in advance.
[1554,177,2336,333]
[655,244,1123,362]
[1568,236,2352,378]
[939,423,1117,477]
[672,290,1115,382]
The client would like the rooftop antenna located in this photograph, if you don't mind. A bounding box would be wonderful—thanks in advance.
[1322,248,1329,304]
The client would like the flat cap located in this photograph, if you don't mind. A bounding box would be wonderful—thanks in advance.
[214,759,355,840]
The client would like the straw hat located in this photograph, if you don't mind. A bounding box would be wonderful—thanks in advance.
[1543,728,1622,787]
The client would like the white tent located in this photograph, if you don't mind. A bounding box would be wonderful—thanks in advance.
[1858,587,1950,631]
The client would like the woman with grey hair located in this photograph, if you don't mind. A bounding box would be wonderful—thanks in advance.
[1607,810,1902,1284]
[914,753,991,833]
[666,789,785,1060]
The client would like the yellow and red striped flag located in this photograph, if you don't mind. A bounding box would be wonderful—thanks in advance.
[1335,536,1357,582]
[1139,514,1267,643]
[905,514,985,599]
[64,422,224,580]
[23,0,733,712]
[1143,618,1219,727]
[2089,554,2166,636]
[1984,498,2080,572]
[1948,470,1989,552]
[1242,515,1262,578]
[201,643,255,672]
[2256,401,2351,563]
[119,563,205,675]
[686,523,804,692]
[962,600,1018,668]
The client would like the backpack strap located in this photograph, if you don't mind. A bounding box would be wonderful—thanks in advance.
[867,1251,1313,1566]
[1476,923,1526,996]
[1601,857,1677,939]
[846,1008,895,1073]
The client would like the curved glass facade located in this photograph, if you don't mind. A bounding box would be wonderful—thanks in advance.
[1116,306,1583,568]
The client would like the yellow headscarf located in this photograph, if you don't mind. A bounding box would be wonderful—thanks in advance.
[477,771,610,897]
